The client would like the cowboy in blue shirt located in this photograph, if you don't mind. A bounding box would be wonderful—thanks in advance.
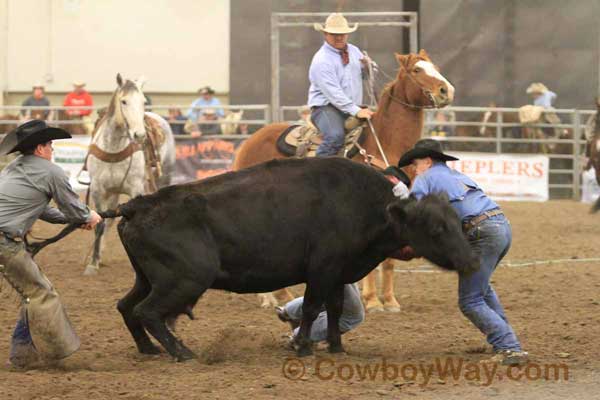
[308,13,374,156]
[397,139,528,365]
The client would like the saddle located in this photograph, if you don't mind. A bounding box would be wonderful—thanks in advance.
[276,116,366,158]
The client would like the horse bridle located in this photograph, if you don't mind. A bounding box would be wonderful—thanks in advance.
[377,63,448,110]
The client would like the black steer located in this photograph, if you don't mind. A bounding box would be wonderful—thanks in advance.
[111,157,477,361]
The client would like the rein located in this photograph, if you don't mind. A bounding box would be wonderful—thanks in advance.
[376,65,438,110]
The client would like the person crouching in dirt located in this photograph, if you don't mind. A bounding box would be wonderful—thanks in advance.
[275,167,414,347]
[0,120,102,369]
[395,139,528,366]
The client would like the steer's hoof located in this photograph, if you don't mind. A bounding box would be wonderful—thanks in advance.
[83,265,99,276]
[328,343,345,354]
[175,349,196,362]
[296,345,313,358]
[138,344,161,355]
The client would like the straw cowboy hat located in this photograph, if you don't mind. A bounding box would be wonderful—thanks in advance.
[526,82,549,95]
[397,138,458,168]
[0,120,71,155]
[314,13,358,34]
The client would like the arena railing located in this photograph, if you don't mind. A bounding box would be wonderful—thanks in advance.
[0,104,271,138]
[281,105,596,200]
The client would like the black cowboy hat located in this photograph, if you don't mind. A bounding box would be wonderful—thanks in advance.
[397,138,458,168]
[198,86,215,95]
[383,166,411,187]
[0,120,71,155]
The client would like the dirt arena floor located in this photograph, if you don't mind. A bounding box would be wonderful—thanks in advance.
[0,200,599,400]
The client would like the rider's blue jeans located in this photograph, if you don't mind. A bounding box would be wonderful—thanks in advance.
[284,283,364,342]
[459,214,522,352]
[312,105,349,157]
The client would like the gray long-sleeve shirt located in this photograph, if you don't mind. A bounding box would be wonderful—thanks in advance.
[0,155,91,238]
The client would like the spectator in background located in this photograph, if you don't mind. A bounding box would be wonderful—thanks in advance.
[428,110,455,137]
[192,108,221,135]
[21,84,51,120]
[167,108,187,135]
[526,82,563,136]
[187,86,224,122]
[63,81,93,118]
[526,83,556,109]
[144,94,152,109]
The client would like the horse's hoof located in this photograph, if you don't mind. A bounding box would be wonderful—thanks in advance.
[384,305,401,313]
[83,265,99,276]
[366,305,385,313]
[259,293,279,308]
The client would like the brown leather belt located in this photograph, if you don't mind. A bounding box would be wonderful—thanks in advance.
[462,209,503,232]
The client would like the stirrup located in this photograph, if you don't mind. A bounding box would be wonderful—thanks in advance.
[76,170,91,186]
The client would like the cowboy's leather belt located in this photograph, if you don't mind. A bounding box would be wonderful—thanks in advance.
[462,209,503,232]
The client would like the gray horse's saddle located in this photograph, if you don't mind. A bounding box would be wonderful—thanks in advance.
[276,116,366,158]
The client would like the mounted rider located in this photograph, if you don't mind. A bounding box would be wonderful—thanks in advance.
[308,13,374,156]
[0,120,102,368]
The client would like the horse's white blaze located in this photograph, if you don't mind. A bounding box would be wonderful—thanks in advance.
[120,88,146,140]
[415,60,455,101]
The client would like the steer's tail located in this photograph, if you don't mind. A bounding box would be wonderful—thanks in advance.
[99,208,123,219]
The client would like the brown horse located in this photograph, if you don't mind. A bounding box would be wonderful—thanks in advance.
[233,49,455,311]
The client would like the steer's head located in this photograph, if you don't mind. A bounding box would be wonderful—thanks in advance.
[387,194,479,274]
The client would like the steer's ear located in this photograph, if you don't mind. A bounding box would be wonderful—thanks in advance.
[386,198,412,226]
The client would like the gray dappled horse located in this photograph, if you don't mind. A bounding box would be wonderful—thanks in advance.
[85,74,175,275]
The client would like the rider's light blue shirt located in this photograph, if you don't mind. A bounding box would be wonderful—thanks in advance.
[186,97,225,121]
[410,162,499,222]
[533,91,556,109]
[308,42,364,116]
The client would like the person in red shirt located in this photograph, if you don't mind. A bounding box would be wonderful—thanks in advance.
[63,81,93,117]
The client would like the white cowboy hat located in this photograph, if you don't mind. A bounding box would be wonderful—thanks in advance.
[314,13,358,34]
[526,82,549,95]
[72,81,86,87]
[32,83,45,90]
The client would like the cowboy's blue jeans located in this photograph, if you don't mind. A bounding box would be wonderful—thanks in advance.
[10,312,34,358]
[459,214,521,352]
[312,105,349,157]
[284,283,364,342]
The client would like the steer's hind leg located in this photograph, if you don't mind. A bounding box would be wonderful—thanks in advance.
[134,284,204,362]
[294,281,325,357]
[116,256,160,355]
[325,284,345,354]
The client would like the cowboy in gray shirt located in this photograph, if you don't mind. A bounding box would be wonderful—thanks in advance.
[0,120,102,369]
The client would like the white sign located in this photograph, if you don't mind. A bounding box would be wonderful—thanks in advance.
[446,152,549,202]
[52,136,91,192]
[581,167,600,204]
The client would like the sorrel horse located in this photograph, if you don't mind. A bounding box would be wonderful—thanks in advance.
[85,74,175,275]
[233,49,455,311]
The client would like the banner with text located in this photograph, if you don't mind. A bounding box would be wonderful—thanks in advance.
[174,136,246,184]
[446,152,549,202]
[52,136,91,192]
